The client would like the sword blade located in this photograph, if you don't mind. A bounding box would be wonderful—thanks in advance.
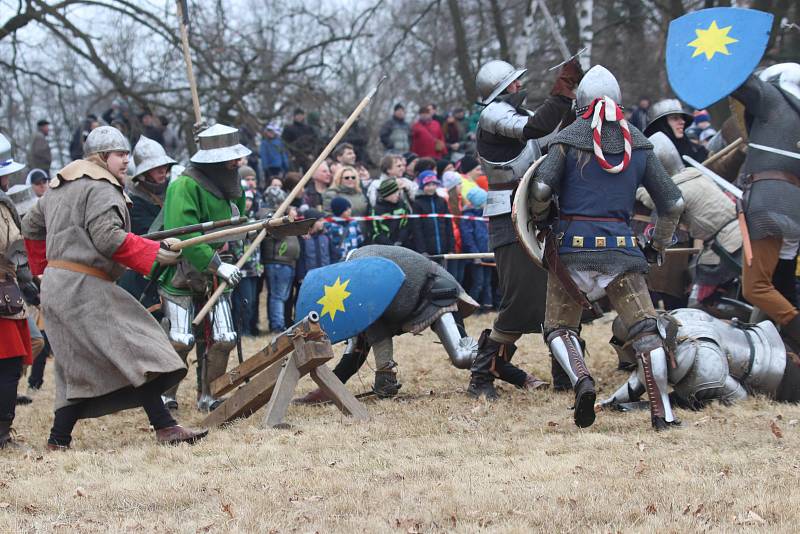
[682,155,743,199]
[748,142,800,161]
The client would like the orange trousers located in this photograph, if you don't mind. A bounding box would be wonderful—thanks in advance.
[742,236,799,325]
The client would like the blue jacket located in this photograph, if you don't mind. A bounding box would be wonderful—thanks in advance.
[411,193,454,255]
[296,232,341,281]
[459,207,489,253]
[260,137,290,174]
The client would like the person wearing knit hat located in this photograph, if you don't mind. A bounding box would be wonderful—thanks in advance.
[238,165,262,210]
[442,170,462,191]
[417,169,439,188]
[412,171,453,260]
[466,185,487,208]
[325,196,363,258]
[460,185,492,313]
[371,179,411,246]
[436,159,454,178]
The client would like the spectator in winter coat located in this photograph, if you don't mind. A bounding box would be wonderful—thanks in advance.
[411,173,454,260]
[323,165,369,216]
[296,209,341,282]
[259,123,290,178]
[368,154,418,208]
[371,179,411,247]
[341,121,371,166]
[230,190,264,337]
[28,120,52,172]
[239,165,263,210]
[442,170,466,284]
[69,114,100,162]
[330,142,356,177]
[325,197,364,259]
[302,161,332,210]
[379,104,411,154]
[410,105,447,159]
[629,97,650,132]
[460,187,492,309]
[261,206,301,333]
[455,154,485,198]
[282,108,320,172]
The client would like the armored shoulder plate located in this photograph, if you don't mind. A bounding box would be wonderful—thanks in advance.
[479,101,528,140]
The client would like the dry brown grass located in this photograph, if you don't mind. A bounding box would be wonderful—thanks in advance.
[2,310,799,533]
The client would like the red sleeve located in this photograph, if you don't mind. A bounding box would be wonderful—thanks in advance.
[24,239,48,275]
[111,233,160,276]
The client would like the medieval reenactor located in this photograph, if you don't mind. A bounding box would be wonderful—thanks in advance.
[603,308,799,408]
[21,126,207,449]
[157,123,249,412]
[730,63,800,350]
[643,98,708,162]
[118,135,176,310]
[525,66,684,430]
[0,133,32,449]
[295,245,504,402]
[467,58,583,400]
[644,132,742,312]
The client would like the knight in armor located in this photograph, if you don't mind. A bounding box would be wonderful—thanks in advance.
[730,63,800,351]
[644,132,742,312]
[526,66,685,430]
[0,133,33,449]
[21,126,207,449]
[467,57,583,400]
[643,98,708,162]
[295,245,549,402]
[118,136,176,309]
[602,308,800,409]
[157,124,250,412]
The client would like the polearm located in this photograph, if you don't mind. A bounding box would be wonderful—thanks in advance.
[192,77,387,326]
[430,253,495,261]
[176,0,202,125]
[142,216,248,240]
[536,0,572,62]
[168,216,294,251]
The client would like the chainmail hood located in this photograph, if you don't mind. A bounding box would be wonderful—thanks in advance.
[550,117,651,154]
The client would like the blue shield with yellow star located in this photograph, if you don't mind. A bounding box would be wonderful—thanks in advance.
[295,258,406,343]
[666,7,773,109]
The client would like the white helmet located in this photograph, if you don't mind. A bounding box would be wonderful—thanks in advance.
[475,60,527,105]
[133,136,176,179]
[0,133,25,178]
[83,126,131,156]
[190,124,251,164]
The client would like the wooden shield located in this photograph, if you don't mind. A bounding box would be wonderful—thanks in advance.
[512,155,547,268]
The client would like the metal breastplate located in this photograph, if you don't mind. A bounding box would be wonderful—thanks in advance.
[480,139,541,217]
[669,308,786,396]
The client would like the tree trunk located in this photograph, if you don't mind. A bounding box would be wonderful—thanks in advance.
[513,0,539,67]
[577,0,594,70]
[488,0,510,62]
[447,0,478,103]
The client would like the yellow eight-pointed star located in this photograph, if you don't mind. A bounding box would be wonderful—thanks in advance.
[688,20,738,61]
[317,277,351,321]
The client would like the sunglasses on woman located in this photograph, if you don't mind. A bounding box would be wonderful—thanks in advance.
[342,175,357,180]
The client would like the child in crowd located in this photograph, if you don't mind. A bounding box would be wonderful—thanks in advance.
[411,171,453,261]
[371,179,411,247]
[442,170,466,285]
[460,187,492,310]
[296,208,341,284]
[325,197,364,259]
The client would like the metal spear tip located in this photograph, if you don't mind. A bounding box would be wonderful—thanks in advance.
[367,76,389,99]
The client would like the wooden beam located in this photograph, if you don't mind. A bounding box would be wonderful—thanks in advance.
[201,359,284,428]
[310,365,370,421]
[210,316,325,397]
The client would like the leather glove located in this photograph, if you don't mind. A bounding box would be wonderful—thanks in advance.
[642,241,663,266]
[549,58,583,99]
[155,238,182,265]
[216,262,242,286]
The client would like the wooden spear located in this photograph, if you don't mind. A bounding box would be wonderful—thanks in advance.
[191,77,387,326]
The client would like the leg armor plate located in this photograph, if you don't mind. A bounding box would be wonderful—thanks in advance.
[431,313,478,369]
[161,294,195,353]
[633,333,676,429]
[547,328,596,428]
[198,295,237,411]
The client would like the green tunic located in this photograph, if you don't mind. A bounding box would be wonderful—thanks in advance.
[158,173,245,296]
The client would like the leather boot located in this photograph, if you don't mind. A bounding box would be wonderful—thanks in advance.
[547,329,596,427]
[522,375,550,390]
[155,425,209,445]
[373,370,401,398]
[550,356,572,392]
[467,330,510,400]
[782,314,800,353]
[0,421,15,449]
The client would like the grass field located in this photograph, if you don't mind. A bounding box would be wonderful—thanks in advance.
[1,310,798,532]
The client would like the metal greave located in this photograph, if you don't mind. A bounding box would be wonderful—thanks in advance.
[546,328,591,387]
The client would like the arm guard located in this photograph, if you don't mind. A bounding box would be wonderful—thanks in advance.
[479,101,528,140]
[529,181,554,222]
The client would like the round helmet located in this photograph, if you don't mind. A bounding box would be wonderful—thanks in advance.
[7,184,37,217]
[0,133,25,178]
[190,123,252,164]
[648,132,685,176]
[83,126,131,156]
[475,60,527,105]
[643,99,693,137]
[575,65,621,110]
[758,62,800,101]
[133,135,176,180]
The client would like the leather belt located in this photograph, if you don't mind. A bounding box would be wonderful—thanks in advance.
[748,170,800,188]
[48,260,113,282]
[488,182,518,191]
[560,215,626,223]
